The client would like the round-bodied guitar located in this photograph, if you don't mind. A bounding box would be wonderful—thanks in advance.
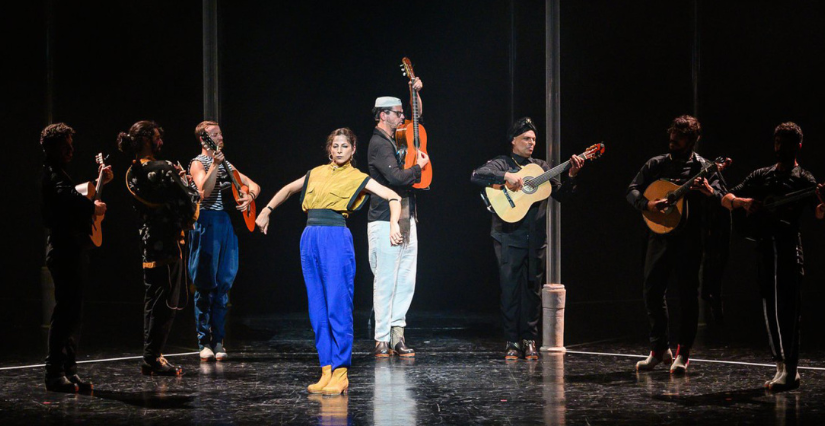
[485,143,605,223]
[642,157,731,234]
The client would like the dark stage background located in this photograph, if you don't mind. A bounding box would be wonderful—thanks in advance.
[6,1,825,348]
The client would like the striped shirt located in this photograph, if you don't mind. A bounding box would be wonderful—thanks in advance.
[189,154,236,211]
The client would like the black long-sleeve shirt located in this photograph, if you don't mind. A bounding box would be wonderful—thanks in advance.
[729,165,817,237]
[41,163,96,249]
[367,127,421,222]
[471,153,576,249]
[626,152,724,232]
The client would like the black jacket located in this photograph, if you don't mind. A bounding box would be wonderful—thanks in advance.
[41,163,96,249]
[471,153,576,249]
[367,128,421,222]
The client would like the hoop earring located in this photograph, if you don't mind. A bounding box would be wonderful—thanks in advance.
[329,154,333,162]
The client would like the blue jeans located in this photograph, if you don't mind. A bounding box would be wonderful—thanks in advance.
[189,210,239,349]
[301,225,355,369]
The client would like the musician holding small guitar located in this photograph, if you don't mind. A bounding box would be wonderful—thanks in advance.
[720,122,824,392]
[626,115,725,375]
[471,117,590,361]
[188,121,261,362]
[40,123,112,393]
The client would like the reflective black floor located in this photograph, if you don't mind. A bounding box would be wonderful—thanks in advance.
[2,307,825,425]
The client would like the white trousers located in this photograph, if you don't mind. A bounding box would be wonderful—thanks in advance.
[368,220,418,342]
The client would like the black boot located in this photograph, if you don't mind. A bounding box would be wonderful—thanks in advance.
[374,341,391,358]
[45,376,78,393]
[522,340,539,360]
[67,374,94,392]
[505,342,522,360]
[141,356,183,376]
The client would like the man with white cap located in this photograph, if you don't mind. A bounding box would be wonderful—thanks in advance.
[368,77,428,358]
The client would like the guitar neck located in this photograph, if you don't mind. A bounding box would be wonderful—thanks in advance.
[670,164,716,202]
[769,186,817,209]
[525,153,582,187]
[410,86,420,148]
[218,153,243,190]
[94,166,105,201]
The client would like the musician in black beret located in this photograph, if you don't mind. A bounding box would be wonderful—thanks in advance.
[471,117,583,360]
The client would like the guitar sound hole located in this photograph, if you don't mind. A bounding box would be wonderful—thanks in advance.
[522,180,536,194]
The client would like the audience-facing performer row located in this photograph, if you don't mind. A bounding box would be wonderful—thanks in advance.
[38,103,824,394]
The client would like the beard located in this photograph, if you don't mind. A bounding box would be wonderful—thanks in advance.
[775,149,796,164]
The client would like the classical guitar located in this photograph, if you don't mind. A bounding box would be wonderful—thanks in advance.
[396,57,432,189]
[642,156,731,234]
[485,143,605,223]
[89,153,107,247]
[198,131,257,232]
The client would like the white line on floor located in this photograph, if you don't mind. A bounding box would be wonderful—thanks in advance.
[566,350,825,371]
[0,352,198,371]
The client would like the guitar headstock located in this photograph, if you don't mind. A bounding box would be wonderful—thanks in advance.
[713,156,732,172]
[582,143,606,161]
[400,57,415,82]
[95,153,107,166]
[199,130,219,152]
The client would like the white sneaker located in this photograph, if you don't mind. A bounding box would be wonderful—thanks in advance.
[200,346,215,362]
[214,343,227,361]
[765,361,784,388]
[670,355,689,374]
[636,348,673,371]
[768,365,800,392]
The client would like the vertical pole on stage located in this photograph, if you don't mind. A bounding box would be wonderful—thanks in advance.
[508,0,516,123]
[691,0,700,128]
[41,0,56,328]
[203,0,220,121]
[541,0,566,353]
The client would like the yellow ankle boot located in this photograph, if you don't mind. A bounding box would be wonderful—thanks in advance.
[321,368,349,395]
[307,365,332,394]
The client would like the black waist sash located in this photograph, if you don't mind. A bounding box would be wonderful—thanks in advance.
[307,209,346,227]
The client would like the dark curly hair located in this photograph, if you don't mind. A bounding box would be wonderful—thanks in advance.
[325,128,358,166]
[667,115,701,144]
[117,120,163,155]
[40,123,75,152]
[774,122,803,145]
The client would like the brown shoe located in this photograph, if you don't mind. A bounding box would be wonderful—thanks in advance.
[392,338,415,357]
[141,356,183,376]
[505,341,522,360]
[522,340,539,360]
[374,341,391,358]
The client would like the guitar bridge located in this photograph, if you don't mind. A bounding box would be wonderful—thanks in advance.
[502,187,516,208]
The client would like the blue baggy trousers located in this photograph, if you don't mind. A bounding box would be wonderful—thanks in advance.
[300,225,355,369]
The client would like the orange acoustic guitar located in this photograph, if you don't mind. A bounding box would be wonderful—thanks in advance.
[396,57,432,189]
[198,131,257,232]
[75,153,107,247]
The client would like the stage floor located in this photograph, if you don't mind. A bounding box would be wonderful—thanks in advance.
[2,310,825,425]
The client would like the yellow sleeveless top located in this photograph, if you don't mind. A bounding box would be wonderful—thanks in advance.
[300,163,370,218]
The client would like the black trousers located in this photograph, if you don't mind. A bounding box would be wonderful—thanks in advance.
[757,234,804,366]
[143,260,184,360]
[700,210,731,301]
[494,238,544,342]
[45,245,88,378]
[643,228,702,352]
